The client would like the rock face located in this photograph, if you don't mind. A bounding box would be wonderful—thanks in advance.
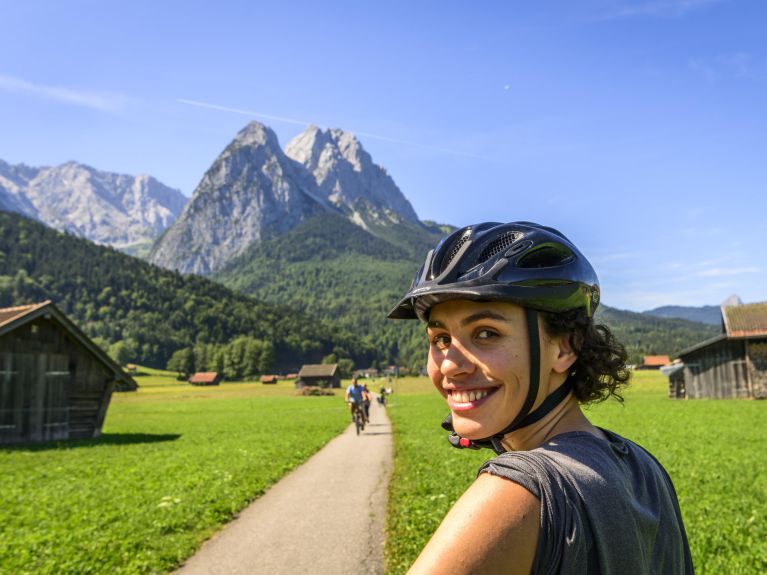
[149,123,330,274]
[0,159,186,250]
[285,125,419,228]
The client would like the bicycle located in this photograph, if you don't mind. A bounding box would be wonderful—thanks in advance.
[350,400,366,435]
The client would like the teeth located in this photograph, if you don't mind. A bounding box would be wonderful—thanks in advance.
[453,389,489,403]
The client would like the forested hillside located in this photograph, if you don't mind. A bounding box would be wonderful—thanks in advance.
[215,212,444,371]
[0,211,375,372]
[0,210,720,374]
[596,306,719,364]
[214,212,720,367]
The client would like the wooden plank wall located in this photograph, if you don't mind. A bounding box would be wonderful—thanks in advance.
[746,340,767,399]
[0,317,114,444]
[683,340,750,399]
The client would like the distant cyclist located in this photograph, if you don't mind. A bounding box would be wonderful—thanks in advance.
[344,377,366,424]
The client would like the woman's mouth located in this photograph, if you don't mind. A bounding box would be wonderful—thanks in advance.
[447,387,498,411]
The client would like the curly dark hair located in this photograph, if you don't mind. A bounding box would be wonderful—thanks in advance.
[542,309,630,404]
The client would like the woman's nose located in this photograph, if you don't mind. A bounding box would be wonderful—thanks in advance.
[440,342,475,376]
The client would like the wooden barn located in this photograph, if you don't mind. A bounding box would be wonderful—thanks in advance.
[295,364,340,388]
[188,372,222,386]
[665,301,767,399]
[639,355,671,370]
[0,301,137,445]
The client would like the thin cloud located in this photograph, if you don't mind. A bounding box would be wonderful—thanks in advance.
[0,74,129,111]
[600,0,723,20]
[177,98,490,161]
[690,52,767,84]
[695,266,760,278]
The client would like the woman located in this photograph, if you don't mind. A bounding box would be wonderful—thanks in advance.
[389,221,693,574]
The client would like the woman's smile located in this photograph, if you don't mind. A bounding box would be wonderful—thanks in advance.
[446,387,499,411]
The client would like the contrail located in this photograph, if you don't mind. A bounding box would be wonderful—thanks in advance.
[177,98,490,161]
[177,98,315,127]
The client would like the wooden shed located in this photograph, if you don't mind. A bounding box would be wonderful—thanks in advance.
[188,372,222,386]
[0,301,137,445]
[295,364,340,388]
[666,301,767,399]
[639,355,671,370]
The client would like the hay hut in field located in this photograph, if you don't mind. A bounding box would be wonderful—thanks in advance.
[295,364,340,388]
[0,301,137,445]
[666,299,767,399]
[639,355,671,370]
[188,372,222,386]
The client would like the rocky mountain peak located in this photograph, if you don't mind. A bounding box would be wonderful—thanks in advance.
[232,121,281,149]
[149,123,328,274]
[285,126,419,227]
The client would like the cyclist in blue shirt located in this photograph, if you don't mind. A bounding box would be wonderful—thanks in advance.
[344,377,366,423]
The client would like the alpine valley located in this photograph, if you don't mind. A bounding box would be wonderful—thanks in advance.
[0,122,718,373]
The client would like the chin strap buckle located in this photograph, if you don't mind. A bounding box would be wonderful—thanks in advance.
[447,432,483,450]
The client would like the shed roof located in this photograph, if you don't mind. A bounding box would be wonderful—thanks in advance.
[298,364,339,377]
[0,300,137,390]
[189,372,220,383]
[643,355,671,367]
[0,301,50,328]
[722,302,767,337]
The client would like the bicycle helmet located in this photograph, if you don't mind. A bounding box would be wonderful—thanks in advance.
[388,221,600,453]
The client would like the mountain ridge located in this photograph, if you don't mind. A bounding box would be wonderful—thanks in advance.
[149,121,427,274]
[0,158,187,251]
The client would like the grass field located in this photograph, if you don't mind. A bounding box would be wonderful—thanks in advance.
[0,374,348,575]
[385,371,767,574]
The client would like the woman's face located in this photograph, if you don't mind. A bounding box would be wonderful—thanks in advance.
[426,300,549,440]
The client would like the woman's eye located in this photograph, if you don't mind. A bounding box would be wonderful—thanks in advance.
[431,334,451,349]
[476,329,498,341]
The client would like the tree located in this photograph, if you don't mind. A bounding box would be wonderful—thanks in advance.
[338,358,355,379]
[167,348,195,379]
[108,340,131,366]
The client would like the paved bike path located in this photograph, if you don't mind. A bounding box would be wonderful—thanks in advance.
[174,402,393,575]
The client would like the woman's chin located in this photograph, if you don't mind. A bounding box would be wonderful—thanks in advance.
[452,415,497,440]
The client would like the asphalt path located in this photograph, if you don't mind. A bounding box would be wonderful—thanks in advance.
[174,401,393,575]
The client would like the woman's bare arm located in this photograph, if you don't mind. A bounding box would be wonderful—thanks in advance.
[407,473,540,575]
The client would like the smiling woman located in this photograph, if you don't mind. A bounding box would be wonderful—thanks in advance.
[389,221,694,575]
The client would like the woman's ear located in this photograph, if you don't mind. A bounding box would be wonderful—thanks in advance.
[552,335,578,374]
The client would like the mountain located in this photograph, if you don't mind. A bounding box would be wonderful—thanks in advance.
[150,122,434,274]
[643,304,722,326]
[0,159,187,254]
[149,123,331,274]
[285,125,419,227]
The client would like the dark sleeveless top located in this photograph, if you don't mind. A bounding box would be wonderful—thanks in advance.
[478,429,694,574]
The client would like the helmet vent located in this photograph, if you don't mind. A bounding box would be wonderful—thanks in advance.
[517,244,574,268]
[443,232,471,271]
[477,232,520,264]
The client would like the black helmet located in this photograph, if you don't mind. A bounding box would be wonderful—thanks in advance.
[388,221,599,321]
[388,221,600,453]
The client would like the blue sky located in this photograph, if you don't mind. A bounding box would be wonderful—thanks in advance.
[1,0,765,311]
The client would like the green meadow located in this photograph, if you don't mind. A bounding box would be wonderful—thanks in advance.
[0,374,348,575]
[385,371,767,575]
[1,371,764,574]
